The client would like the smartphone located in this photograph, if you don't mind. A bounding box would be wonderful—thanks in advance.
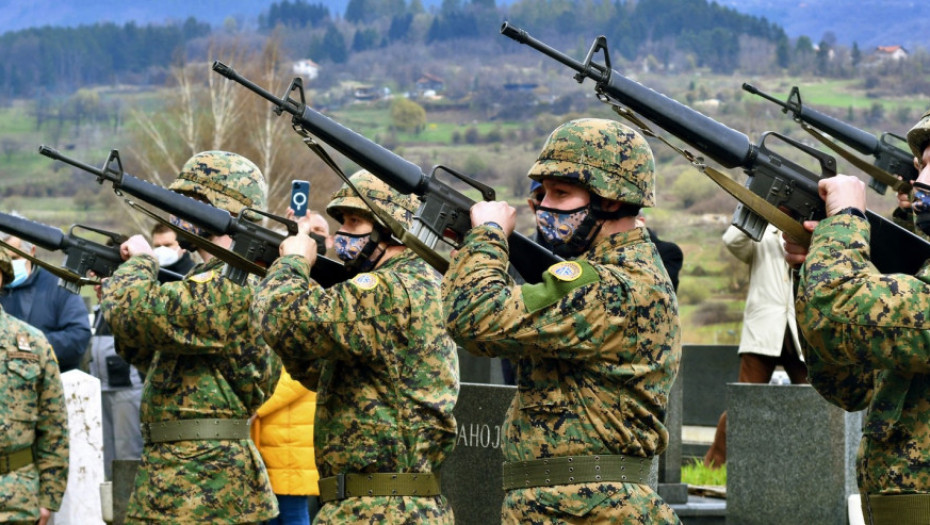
[290,180,310,217]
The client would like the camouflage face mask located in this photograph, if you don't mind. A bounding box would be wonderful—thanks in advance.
[911,181,930,236]
[169,215,213,251]
[534,204,600,257]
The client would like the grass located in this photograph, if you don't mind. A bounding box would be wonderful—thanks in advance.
[681,458,727,486]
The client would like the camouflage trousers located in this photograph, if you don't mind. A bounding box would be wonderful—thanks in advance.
[314,495,454,524]
[501,483,681,524]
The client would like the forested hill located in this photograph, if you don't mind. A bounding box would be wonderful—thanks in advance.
[0,0,788,98]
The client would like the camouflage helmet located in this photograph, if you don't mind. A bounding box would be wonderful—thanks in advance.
[527,118,656,207]
[907,108,930,160]
[168,151,267,218]
[0,247,11,285]
[326,170,420,229]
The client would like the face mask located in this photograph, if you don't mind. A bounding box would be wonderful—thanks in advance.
[334,232,371,263]
[535,205,600,257]
[152,246,181,267]
[7,258,28,288]
[169,216,212,252]
[911,181,930,236]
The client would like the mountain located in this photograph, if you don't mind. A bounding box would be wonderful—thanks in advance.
[720,0,929,50]
[0,0,925,52]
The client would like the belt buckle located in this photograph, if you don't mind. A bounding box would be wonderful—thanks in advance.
[336,473,346,500]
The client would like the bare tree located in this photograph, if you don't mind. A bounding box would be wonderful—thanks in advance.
[123,35,340,234]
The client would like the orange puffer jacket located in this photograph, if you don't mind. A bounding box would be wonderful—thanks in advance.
[251,369,319,495]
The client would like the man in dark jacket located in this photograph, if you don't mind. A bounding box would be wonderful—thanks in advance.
[0,231,91,372]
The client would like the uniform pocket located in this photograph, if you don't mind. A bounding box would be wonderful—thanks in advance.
[6,355,40,422]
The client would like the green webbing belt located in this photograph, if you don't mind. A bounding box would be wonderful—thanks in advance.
[318,472,441,503]
[0,447,34,475]
[863,493,930,525]
[142,418,250,444]
[502,454,651,490]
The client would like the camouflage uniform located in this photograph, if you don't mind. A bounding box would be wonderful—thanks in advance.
[101,151,277,524]
[0,249,69,524]
[252,173,459,525]
[796,113,930,519]
[443,119,681,523]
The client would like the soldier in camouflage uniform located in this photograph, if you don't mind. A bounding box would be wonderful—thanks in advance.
[786,109,930,524]
[0,247,68,525]
[101,151,278,524]
[252,170,459,524]
[442,118,681,523]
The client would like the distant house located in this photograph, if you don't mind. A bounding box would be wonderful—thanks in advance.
[353,84,380,101]
[292,59,321,81]
[874,45,908,61]
[415,73,444,95]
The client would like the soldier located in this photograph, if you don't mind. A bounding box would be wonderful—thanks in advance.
[100,151,278,524]
[252,170,459,524]
[442,118,681,523]
[785,109,930,524]
[0,247,69,525]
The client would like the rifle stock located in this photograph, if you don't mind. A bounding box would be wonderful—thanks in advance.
[212,61,561,284]
[39,147,348,287]
[743,83,917,194]
[0,212,182,292]
[501,23,930,275]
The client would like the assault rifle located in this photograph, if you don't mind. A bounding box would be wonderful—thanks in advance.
[501,23,930,275]
[0,211,183,293]
[38,147,349,287]
[212,61,561,284]
[743,83,917,195]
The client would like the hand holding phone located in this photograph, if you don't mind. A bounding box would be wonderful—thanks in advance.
[290,180,310,217]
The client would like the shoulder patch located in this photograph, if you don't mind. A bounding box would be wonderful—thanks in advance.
[548,261,584,281]
[521,260,600,314]
[351,273,380,290]
[189,270,216,283]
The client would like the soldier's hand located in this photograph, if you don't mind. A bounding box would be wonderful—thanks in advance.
[37,507,51,525]
[897,177,912,211]
[782,221,817,268]
[470,201,516,237]
[120,234,155,261]
[819,175,866,217]
[279,219,319,267]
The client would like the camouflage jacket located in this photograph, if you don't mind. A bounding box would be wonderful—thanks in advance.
[101,255,277,523]
[443,225,681,461]
[798,213,930,495]
[253,250,459,479]
[0,307,68,521]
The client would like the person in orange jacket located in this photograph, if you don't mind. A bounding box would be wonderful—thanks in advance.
[252,367,320,525]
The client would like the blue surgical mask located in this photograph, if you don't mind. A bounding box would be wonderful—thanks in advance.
[7,258,28,288]
[535,205,600,257]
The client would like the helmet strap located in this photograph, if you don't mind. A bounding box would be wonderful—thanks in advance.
[590,195,639,220]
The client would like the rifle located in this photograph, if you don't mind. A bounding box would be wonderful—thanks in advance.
[211,61,562,284]
[743,83,917,195]
[500,23,930,275]
[38,147,349,287]
[0,211,183,293]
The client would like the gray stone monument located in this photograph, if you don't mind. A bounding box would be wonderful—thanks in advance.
[56,370,105,525]
[726,383,861,525]
[658,374,687,504]
[442,382,514,524]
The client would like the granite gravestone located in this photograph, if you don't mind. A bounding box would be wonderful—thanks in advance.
[727,383,861,525]
[443,383,661,524]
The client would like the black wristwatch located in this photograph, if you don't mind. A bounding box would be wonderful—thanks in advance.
[836,207,867,219]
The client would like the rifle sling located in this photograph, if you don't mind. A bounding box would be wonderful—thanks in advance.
[798,121,911,194]
[608,104,811,245]
[293,125,451,274]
